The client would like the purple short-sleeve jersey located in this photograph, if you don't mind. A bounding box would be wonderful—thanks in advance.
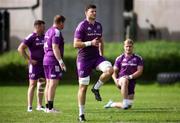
[22,32,44,63]
[114,53,144,78]
[43,26,64,65]
[74,19,102,60]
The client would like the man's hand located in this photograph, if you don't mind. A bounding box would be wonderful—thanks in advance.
[91,37,100,47]
[29,59,37,65]
[58,59,67,72]
[122,75,133,80]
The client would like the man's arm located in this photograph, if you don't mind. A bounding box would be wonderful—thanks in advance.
[52,43,66,71]
[17,43,37,65]
[124,66,143,80]
[130,66,143,79]
[98,37,104,56]
[112,66,119,84]
[73,38,87,48]
[73,38,100,48]
[17,43,29,60]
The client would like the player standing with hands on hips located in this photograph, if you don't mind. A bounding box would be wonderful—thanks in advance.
[104,39,144,109]
[18,20,46,112]
[74,4,113,122]
[43,15,66,113]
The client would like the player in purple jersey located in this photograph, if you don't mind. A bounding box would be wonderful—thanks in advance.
[74,4,113,121]
[18,20,46,112]
[43,15,66,113]
[104,39,144,109]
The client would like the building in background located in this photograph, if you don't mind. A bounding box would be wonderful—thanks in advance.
[134,0,180,41]
[0,0,124,50]
[0,0,180,50]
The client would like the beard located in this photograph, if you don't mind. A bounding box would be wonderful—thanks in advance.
[89,15,96,20]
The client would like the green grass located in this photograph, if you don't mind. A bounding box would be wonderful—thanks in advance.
[1,82,180,123]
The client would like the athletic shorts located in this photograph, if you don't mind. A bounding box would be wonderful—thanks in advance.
[77,56,110,78]
[29,64,45,80]
[118,77,136,95]
[43,65,63,79]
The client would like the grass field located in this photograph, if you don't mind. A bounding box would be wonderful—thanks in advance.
[0,82,180,123]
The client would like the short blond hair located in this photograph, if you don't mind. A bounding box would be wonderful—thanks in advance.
[124,38,134,45]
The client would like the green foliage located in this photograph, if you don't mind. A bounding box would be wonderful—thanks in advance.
[0,41,180,82]
[0,84,180,122]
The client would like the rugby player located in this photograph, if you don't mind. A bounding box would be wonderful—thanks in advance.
[104,39,144,109]
[43,15,66,113]
[74,4,113,122]
[18,20,46,112]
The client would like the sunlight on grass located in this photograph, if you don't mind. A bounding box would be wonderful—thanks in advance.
[0,83,180,122]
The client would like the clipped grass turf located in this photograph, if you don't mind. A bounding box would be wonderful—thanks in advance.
[0,82,180,123]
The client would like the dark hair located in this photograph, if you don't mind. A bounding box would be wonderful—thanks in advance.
[85,4,96,11]
[34,20,45,26]
[54,15,66,24]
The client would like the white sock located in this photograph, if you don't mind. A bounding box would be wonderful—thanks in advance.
[79,105,85,116]
[127,99,133,106]
[110,102,116,107]
[122,99,129,108]
[94,80,103,90]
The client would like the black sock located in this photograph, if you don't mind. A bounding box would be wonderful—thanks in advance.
[48,101,53,110]
[46,103,48,108]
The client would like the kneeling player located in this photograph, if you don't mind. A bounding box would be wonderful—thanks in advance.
[104,39,144,109]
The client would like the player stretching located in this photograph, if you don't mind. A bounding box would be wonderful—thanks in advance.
[104,39,144,109]
[74,4,113,122]
[18,20,46,112]
[43,15,66,113]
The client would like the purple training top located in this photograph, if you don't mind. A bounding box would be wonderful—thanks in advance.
[43,26,64,65]
[23,32,44,63]
[114,53,144,79]
[74,19,102,60]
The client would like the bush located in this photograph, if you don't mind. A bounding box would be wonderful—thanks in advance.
[0,40,180,83]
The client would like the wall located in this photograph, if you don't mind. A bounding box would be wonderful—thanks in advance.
[0,0,42,49]
[42,0,124,43]
[134,0,180,41]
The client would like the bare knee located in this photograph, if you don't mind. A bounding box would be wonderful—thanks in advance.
[121,79,129,88]
[79,85,87,94]
[29,81,37,90]
[105,67,114,76]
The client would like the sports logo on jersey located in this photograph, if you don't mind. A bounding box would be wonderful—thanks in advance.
[88,27,91,30]
[30,74,35,78]
[35,38,39,41]
[51,74,56,78]
[132,58,137,62]
[55,66,60,72]
[122,58,127,62]
[79,71,84,76]
[128,61,133,64]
